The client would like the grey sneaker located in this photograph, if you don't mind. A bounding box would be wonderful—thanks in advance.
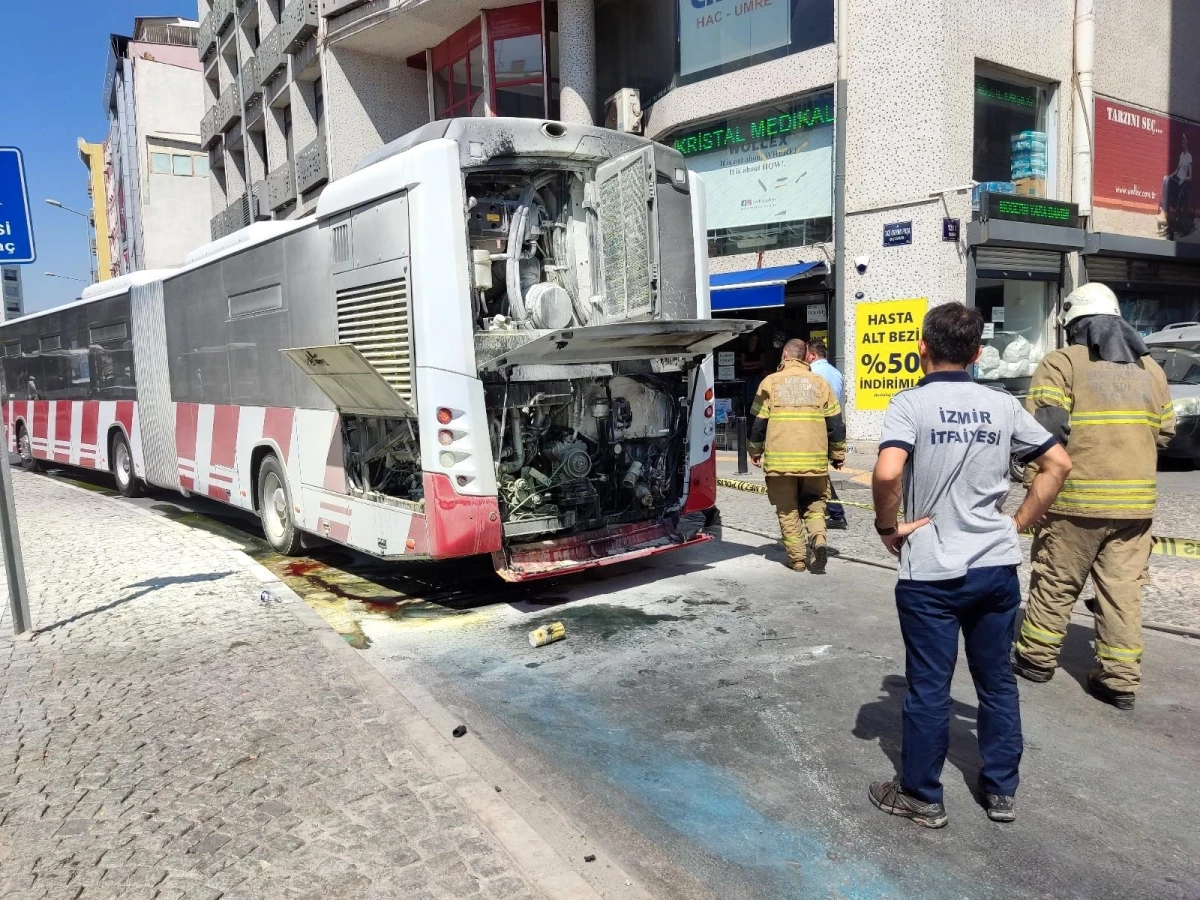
[978,778,1016,822]
[868,779,948,828]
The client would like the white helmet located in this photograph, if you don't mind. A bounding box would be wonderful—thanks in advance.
[1060,282,1121,327]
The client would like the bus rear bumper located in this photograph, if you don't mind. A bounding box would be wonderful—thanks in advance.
[491,517,713,582]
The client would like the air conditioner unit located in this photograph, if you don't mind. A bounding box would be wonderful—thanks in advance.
[605,88,643,134]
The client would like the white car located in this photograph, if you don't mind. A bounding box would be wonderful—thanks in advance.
[1145,323,1200,464]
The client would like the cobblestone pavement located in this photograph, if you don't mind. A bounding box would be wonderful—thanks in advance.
[0,472,547,900]
[716,455,1200,632]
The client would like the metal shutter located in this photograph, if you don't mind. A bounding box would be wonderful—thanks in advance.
[1086,255,1200,288]
[975,247,1063,279]
[596,146,657,321]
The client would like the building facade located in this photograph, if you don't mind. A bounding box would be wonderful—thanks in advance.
[99,16,211,278]
[76,140,113,282]
[197,0,1200,440]
[1,267,24,321]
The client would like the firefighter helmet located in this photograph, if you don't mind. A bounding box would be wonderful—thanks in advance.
[1060,282,1121,327]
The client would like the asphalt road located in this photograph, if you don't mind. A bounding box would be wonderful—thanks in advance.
[33,462,1200,900]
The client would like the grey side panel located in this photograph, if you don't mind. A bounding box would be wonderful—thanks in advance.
[655,171,697,319]
[130,281,179,491]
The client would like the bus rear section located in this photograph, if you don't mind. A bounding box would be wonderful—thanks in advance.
[282,119,756,577]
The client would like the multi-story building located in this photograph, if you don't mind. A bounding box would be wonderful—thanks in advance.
[1,267,24,321]
[76,140,113,282]
[100,16,211,277]
[197,0,1200,439]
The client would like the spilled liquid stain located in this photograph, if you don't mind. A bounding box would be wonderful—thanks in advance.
[522,603,696,643]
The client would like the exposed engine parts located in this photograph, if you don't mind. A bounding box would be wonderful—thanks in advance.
[341,414,424,503]
[489,374,687,540]
[467,170,596,332]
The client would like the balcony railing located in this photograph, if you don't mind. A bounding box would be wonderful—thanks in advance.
[282,0,319,54]
[267,162,296,212]
[197,12,216,60]
[251,180,272,221]
[212,0,235,35]
[208,137,225,172]
[199,106,219,150]
[257,26,287,88]
[293,27,321,79]
[244,94,264,129]
[240,53,262,104]
[228,192,251,233]
[237,0,256,23]
[216,81,242,133]
[321,0,369,17]
[295,131,329,195]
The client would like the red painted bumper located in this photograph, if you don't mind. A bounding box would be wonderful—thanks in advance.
[424,472,503,559]
[492,517,713,582]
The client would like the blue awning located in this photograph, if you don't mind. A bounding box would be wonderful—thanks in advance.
[709,261,828,311]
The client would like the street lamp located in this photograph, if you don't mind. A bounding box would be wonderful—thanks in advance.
[44,199,98,284]
[44,272,88,283]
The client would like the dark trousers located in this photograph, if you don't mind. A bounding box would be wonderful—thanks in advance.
[895,565,1023,804]
[827,480,846,521]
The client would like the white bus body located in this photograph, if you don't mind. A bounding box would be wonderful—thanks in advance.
[2,119,755,580]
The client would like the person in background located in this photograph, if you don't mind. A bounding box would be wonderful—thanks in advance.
[1014,283,1175,710]
[806,338,849,529]
[748,339,846,574]
[737,332,767,417]
[870,303,1070,828]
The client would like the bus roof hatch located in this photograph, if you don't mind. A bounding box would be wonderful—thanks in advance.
[282,344,417,418]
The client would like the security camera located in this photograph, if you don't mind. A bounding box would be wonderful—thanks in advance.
[854,255,870,274]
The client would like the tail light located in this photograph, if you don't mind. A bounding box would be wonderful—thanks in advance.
[704,387,714,401]
[436,407,453,425]
[438,429,454,445]
[704,405,714,418]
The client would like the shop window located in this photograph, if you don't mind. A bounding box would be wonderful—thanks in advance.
[669,91,835,258]
[974,69,1055,201]
[974,280,1053,384]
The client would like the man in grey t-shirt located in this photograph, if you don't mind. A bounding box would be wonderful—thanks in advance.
[867,303,1071,829]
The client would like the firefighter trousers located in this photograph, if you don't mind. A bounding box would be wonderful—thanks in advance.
[765,474,829,565]
[1020,514,1152,693]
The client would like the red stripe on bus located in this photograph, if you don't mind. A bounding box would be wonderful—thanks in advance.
[323,417,347,492]
[32,401,48,442]
[210,405,240,469]
[55,402,72,448]
[176,403,199,462]
[115,400,134,437]
[262,407,294,462]
[207,485,230,502]
[180,475,195,491]
[80,401,99,449]
[319,518,351,543]
[405,514,429,555]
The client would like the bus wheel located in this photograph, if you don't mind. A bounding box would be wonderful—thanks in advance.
[257,455,302,555]
[17,425,40,472]
[111,432,142,498]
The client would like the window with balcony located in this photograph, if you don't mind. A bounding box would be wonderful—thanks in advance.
[422,2,558,121]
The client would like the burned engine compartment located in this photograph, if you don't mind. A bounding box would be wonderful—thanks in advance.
[486,375,690,541]
[340,414,424,504]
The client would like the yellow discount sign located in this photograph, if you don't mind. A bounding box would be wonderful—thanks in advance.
[854,298,928,411]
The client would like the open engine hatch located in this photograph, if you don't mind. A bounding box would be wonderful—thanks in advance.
[478,319,761,372]
[282,344,417,418]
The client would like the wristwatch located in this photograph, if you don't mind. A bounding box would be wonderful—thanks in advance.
[874,521,898,536]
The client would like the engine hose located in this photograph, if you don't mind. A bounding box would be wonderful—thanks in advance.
[505,174,557,324]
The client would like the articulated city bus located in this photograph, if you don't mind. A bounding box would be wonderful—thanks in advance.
[1,119,754,580]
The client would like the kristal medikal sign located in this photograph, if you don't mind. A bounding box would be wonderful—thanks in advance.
[679,0,791,78]
[673,93,833,232]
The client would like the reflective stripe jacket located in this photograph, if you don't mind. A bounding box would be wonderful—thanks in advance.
[747,359,847,475]
[1026,345,1175,519]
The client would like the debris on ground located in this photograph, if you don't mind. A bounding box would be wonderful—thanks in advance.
[529,621,567,648]
[452,724,467,738]
[584,854,596,863]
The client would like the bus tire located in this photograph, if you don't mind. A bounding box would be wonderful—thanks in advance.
[257,454,303,555]
[16,423,40,472]
[111,431,142,498]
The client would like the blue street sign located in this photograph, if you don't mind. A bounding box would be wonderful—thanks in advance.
[0,148,36,264]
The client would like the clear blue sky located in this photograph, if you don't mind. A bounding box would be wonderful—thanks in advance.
[0,1,199,313]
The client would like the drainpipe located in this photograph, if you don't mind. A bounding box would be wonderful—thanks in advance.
[831,0,848,373]
[1073,0,1095,218]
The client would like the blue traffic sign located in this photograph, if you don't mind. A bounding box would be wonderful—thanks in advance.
[0,148,36,264]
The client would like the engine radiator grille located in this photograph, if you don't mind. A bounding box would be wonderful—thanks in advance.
[336,275,412,400]
[598,150,654,321]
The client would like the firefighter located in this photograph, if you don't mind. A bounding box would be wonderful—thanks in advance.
[1013,283,1176,710]
[748,338,846,573]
